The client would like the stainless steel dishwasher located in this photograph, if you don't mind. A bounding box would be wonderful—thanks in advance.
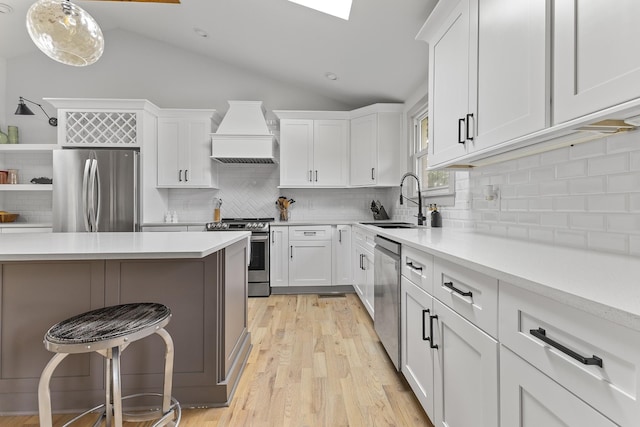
[374,235,402,370]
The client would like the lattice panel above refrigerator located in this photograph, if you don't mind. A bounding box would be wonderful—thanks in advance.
[64,111,138,146]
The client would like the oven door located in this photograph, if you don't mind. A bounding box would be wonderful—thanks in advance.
[248,233,269,283]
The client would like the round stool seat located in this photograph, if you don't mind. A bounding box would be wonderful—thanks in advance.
[44,303,171,353]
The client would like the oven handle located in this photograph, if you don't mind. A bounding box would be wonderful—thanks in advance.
[251,234,270,242]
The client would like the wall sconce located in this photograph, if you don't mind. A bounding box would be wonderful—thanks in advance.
[15,97,58,126]
[483,184,498,201]
[26,0,104,67]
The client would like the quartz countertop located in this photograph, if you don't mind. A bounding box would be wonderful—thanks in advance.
[355,224,640,332]
[0,231,250,261]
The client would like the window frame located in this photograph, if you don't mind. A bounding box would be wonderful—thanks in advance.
[411,104,455,200]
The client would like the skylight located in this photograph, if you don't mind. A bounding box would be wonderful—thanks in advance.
[288,0,353,21]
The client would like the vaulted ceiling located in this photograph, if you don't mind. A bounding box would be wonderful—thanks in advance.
[0,0,437,107]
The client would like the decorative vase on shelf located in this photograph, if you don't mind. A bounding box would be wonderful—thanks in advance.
[7,126,18,144]
[0,129,7,145]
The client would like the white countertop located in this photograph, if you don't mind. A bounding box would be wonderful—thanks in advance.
[0,231,250,261]
[356,224,640,332]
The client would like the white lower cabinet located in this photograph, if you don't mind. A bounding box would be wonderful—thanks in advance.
[432,298,499,427]
[353,226,375,318]
[270,226,289,288]
[501,347,616,427]
[401,276,435,417]
[289,239,332,286]
[334,225,352,285]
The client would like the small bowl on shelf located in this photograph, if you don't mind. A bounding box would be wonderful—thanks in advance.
[0,212,19,223]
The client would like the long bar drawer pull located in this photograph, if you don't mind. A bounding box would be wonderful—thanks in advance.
[303,231,317,236]
[443,281,473,298]
[422,309,431,342]
[429,314,438,349]
[406,261,423,272]
[529,328,603,368]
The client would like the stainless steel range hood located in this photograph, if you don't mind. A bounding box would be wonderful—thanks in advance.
[211,101,278,164]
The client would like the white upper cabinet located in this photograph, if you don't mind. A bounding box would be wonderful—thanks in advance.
[349,105,403,187]
[474,0,549,152]
[157,110,218,188]
[419,0,549,167]
[277,116,349,188]
[554,0,640,124]
[422,0,477,166]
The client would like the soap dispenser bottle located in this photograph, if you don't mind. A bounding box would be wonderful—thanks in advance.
[430,204,442,228]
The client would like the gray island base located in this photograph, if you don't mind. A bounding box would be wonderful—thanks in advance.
[0,232,251,414]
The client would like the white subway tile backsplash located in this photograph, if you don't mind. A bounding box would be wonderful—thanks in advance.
[586,193,627,212]
[540,147,570,165]
[569,176,606,194]
[554,195,586,211]
[556,160,586,178]
[588,154,628,176]
[569,139,606,159]
[587,232,628,254]
[462,130,640,256]
[607,173,640,193]
[570,213,605,231]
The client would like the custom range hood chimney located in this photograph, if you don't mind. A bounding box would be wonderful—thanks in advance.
[211,101,278,164]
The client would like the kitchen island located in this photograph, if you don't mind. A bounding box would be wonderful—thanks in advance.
[0,231,251,414]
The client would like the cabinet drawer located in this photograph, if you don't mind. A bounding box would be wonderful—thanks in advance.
[289,225,332,240]
[499,283,640,426]
[401,245,433,294]
[433,258,498,338]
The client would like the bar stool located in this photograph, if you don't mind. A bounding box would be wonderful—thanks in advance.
[38,302,181,427]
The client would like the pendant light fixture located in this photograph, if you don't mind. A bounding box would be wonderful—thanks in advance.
[26,0,104,67]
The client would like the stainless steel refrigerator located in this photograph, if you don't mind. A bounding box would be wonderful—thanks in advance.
[53,149,140,232]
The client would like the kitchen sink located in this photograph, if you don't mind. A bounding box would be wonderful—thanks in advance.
[360,222,418,229]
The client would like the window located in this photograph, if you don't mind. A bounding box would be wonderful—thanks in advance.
[412,106,454,198]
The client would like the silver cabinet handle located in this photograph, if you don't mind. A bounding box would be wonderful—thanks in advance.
[272,230,275,244]
[290,245,293,259]
[315,170,318,182]
[179,169,183,182]
[185,169,189,182]
[309,170,312,182]
[371,168,375,180]
[338,229,342,243]
[303,231,317,236]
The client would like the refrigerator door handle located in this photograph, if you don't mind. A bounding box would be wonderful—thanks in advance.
[88,159,99,232]
[94,159,102,231]
[82,159,92,232]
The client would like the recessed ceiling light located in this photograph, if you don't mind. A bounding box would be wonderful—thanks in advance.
[325,72,338,81]
[0,3,13,14]
[194,28,209,38]
[288,0,352,21]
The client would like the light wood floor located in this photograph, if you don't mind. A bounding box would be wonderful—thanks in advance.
[0,294,433,427]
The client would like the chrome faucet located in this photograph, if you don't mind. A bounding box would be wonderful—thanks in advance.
[399,172,426,225]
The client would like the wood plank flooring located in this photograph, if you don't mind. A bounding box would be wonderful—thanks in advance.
[0,294,433,427]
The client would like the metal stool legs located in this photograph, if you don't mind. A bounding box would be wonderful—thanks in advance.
[38,326,180,427]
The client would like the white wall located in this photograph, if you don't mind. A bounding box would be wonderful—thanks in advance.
[3,30,385,224]
[0,56,6,130]
[5,28,352,145]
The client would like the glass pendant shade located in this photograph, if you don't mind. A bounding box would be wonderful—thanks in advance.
[26,0,104,67]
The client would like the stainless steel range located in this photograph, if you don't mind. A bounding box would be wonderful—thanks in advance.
[206,217,273,297]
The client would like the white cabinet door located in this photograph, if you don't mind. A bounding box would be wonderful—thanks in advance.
[554,0,640,123]
[353,244,366,300]
[270,226,289,287]
[157,116,214,188]
[279,119,313,186]
[362,248,375,318]
[427,0,477,166]
[313,120,348,187]
[473,0,549,151]
[289,240,332,286]
[432,298,498,427]
[401,276,435,418]
[350,114,377,186]
[501,347,616,427]
[334,225,352,285]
